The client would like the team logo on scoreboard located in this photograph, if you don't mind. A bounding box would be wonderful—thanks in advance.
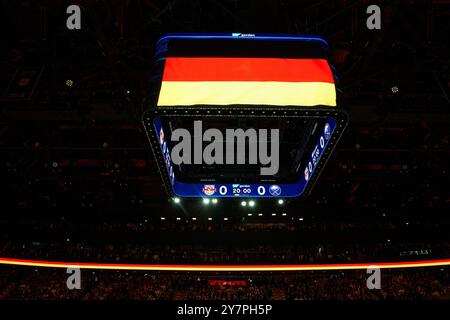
[165,153,171,168]
[169,167,175,184]
[304,167,310,181]
[159,128,165,145]
[324,123,331,140]
[269,185,282,196]
[202,185,217,196]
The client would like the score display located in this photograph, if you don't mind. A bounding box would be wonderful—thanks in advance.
[151,115,338,198]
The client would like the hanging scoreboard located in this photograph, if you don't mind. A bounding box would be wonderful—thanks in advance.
[143,33,348,199]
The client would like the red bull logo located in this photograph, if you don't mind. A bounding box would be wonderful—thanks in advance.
[202,185,216,196]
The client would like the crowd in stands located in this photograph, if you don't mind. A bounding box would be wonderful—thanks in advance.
[0,267,448,300]
[0,218,448,300]
[1,240,449,265]
[3,217,447,234]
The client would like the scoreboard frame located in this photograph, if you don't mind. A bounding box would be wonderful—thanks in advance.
[142,33,349,200]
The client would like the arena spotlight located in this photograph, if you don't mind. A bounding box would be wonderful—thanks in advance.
[211,198,218,204]
[241,201,247,207]
[249,200,255,207]
[65,79,74,87]
[203,198,210,205]
[173,197,181,204]
[391,85,399,94]
[278,199,284,205]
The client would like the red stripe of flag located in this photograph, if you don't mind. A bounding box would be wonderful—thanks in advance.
[162,57,334,83]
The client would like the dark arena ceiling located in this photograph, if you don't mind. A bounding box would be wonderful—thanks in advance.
[0,0,449,227]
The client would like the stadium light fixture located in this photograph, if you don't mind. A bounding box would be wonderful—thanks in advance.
[249,200,255,207]
[211,198,218,204]
[203,198,210,205]
[241,201,247,207]
[173,197,181,204]
[258,213,263,216]
[282,213,287,216]
[299,217,303,221]
[248,213,253,217]
[278,199,284,205]
[391,86,399,94]
[208,217,212,221]
[272,213,276,216]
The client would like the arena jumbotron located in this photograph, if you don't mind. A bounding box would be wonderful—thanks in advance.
[0,0,449,313]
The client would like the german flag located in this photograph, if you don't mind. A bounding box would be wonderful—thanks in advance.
[156,38,336,107]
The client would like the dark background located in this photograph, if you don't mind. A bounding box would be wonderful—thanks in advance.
[0,0,449,261]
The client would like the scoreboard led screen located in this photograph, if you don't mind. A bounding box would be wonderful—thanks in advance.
[143,33,348,199]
